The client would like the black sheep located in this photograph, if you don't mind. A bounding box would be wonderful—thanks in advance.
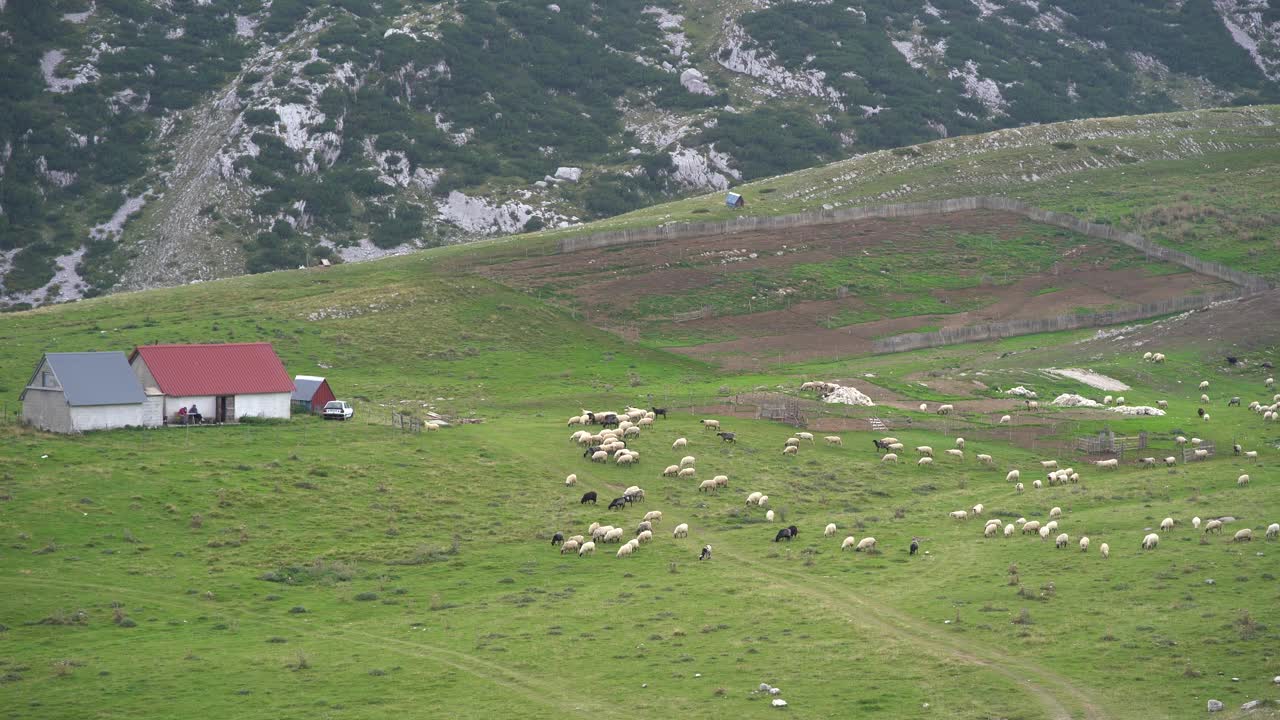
[551,532,565,546]
[774,528,793,542]
[717,431,736,443]
[1198,407,1206,418]
[873,439,889,453]
[910,539,920,556]
[583,445,603,458]
[608,497,628,510]
[651,407,667,418]
[788,525,799,538]
[580,491,598,505]
[1228,397,1241,407]
[699,545,712,561]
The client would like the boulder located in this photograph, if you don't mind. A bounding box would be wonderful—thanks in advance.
[1241,700,1261,710]
[771,699,787,708]
[1208,699,1224,712]
[554,167,582,183]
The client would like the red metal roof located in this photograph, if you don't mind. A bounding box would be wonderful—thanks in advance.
[131,343,295,397]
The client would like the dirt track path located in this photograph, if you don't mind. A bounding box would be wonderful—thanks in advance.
[715,546,1108,720]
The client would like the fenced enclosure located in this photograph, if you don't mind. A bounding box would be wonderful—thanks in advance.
[1074,430,1148,456]
[391,412,423,433]
[1184,441,1216,462]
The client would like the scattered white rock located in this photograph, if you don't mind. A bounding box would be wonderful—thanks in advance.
[1109,406,1165,416]
[1052,394,1101,408]
[1208,699,1224,712]
[822,384,875,407]
[1044,368,1130,391]
[1005,386,1037,397]
[680,68,716,95]
[771,698,788,708]
[554,166,582,182]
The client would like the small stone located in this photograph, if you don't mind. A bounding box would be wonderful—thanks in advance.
[694,673,701,678]
[1273,675,1280,684]
[1241,700,1261,710]
[1205,579,1215,585]
[1231,678,1240,682]
[554,166,582,183]
[769,687,781,695]
[771,698,787,708]
[759,683,772,692]
[641,683,647,688]
[1208,699,1224,712]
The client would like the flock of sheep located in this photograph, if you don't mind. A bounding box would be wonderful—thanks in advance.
[552,361,1272,562]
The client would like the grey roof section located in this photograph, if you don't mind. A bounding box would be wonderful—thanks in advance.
[292,376,324,402]
[37,352,146,406]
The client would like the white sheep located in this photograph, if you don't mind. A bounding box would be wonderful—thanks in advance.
[881,453,898,463]
[1234,528,1253,542]
[1192,516,1201,530]
[1157,400,1168,409]
[1006,469,1021,482]
[1015,482,1024,493]
[946,449,964,460]
[700,419,720,430]
[841,536,857,551]
[1193,449,1208,460]
[797,432,815,444]
[999,414,1012,424]
[783,445,798,456]
[1039,526,1051,540]
[916,446,934,457]
[713,474,729,488]
[1266,377,1275,388]
[1244,451,1258,461]
[643,511,662,523]
[565,474,577,486]
[637,530,653,544]
[1104,395,1113,405]
[567,415,583,426]
[1049,506,1062,519]
[937,404,954,415]
[1152,353,1165,363]
[1238,474,1250,486]
[1115,396,1126,406]
[856,537,877,552]
[984,523,998,538]
[615,454,635,467]
[824,523,837,537]
[616,543,634,558]
[955,437,965,449]
[1026,400,1040,409]
[1040,460,1058,469]
[757,495,768,506]
[919,402,928,412]
[1095,458,1119,469]
[1204,519,1223,534]
[1142,352,1153,360]
[1142,533,1159,550]
[1004,523,1015,537]
[1055,533,1069,549]
[746,492,762,505]
[624,485,642,498]
[765,509,776,522]
[949,510,968,520]
[578,541,596,556]
[1176,436,1188,446]
[680,455,696,468]
[977,453,993,465]
[971,503,984,516]
[1200,394,1210,404]
[1160,517,1174,531]
[1022,520,1041,534]
[784,437,800,447]
[1199,380,1210,390]
[638,417,654,427]
[1044,520,1058,533]
[1140,457,1156,468]
[698,478,719,492]
[604,528,624,543]
[918,456,933,467]
[663,465,680,477]
[673,523,689,538]
[879,437,899,445]
[672,438,688,450]
[887,442,905,452]
[824,436,844,446]
[1164,457,1177,467]
[678,467,696,479]
[560,539,580,554]
[1100,542,1110,558]
[1033,479,1043,489]
[1266,523,1279,539]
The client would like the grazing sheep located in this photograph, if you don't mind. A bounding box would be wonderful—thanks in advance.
[1055,533,1069,548]
[887,442,905,452]
[880,437,900,445]
[784,437,801,448]
[949,510,969,520]
[773,527,793,541]
[1044,521,1059,533]
[1006,469,1021,482]
[678,467,697,479]
[603,528,625,543]
[615,453,636,467]
[1026,400,1040,409]
[1267,377,1275,388]
[591,451,608,463]
[1070,473,1080,484]
[1033,479,1043,489]
[581,492,598,505]
[783,445,799,456]
[824,436,843,446]
[916,446,934,457]
[1157,400,1168,409]
[637,530,653,544]
[1116,396,1126,406]
[1204,519,1223,534]
[714,475,729,488]
[918,456,933,467]
[643,511,662,523]
[919,403,928,412]
[672,438,688,450]
[1141,533,1159,550]
[616,543,634,558]
[1049,506,1062,519]
[1022,521,1042,534]
[1244,451,1258,461]
[1176,436,1189,447]
[1193,517,1201,530]
[579,541,596,556]
[841,536,857,551]
[1152,353,1165,363]
[937,404,954,415]
[1104,395,1114,405]
[757,495,768,506]
[972,503,984,516]
[1238,474,1250,486]
[766,509,776,522]
[699,545,712,561]
[1164,456,1177,467]
[797,432,815,444]
[1160,517,1175,531]
[955,437,966,449]
[663,465,680,477]
[698,478,718,492]
[1139,457,1156,468]
[1039,526,1051,540]
[700,419,720,431]
[1266,523,1279,539]
[636,521,653,534]
[1201,394,1210,404]
[856,537,877,552]
[984,523,998,538]
[673,523,689,538]
[1016,482,1025,492]
[679,455,696,468]
[881,453,899,463]
[560,539,581,554]
[1199,380,1210,390]
[999,414,1012,424]
[1234,528,1253,542]
[1193,449,1208,460]
[746,492,763,505]
[1004,523,1015,537]
[1095,458,1119,469]
[824,523,838,537]
[1228,397,1241,407]
[1041,460,1058,470]
[1143,352,1153,360]
[977,453,993,465]
[1100,543,1110,558]
[946,449,965,460]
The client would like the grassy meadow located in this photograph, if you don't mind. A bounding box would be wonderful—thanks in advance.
[2,238,1279,719]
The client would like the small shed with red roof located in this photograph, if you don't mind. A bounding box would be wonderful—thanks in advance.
[291,375,336,413]
[129,343,295,424]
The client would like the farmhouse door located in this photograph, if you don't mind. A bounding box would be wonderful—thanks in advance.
[217,396,235,423]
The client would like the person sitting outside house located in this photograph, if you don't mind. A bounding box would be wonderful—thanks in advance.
[176,405,188,425]
[188,404,203,424]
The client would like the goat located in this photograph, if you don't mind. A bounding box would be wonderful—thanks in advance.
[716,431,737,443]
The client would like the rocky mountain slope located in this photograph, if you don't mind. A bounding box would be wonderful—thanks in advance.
[2,0,1278,308]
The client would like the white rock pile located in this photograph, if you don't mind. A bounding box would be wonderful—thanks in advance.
[1052,394,1101,408]
[822,384,875,406]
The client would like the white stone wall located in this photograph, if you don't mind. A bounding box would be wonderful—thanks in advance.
[235,392,291,420]
[70,403,147,431]
[22,388,73,433]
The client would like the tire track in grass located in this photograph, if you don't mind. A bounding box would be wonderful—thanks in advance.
[714,547,1108,720]
[6,575,602,719]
